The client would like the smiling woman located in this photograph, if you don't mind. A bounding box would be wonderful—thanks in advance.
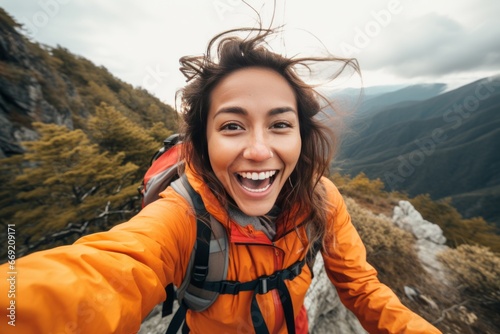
[206,67,301,216]
[0,23,441,334]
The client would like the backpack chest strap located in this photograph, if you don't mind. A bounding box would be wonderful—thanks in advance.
[200,258,305,294]
[198,258,305,334]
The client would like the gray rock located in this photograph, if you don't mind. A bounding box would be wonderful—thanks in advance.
[393,200,446,245]
[305,254,367,334]
[393,200,449,281]
[0,19,75,157]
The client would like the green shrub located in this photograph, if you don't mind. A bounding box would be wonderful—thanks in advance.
[345,198,426,289]
[438,244,500,305]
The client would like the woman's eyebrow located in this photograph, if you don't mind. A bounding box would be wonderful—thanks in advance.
[213,106,247,119]
[213,106,296,119]
[269,106,296,116]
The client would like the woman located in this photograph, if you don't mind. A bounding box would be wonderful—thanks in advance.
[0,27,441,333]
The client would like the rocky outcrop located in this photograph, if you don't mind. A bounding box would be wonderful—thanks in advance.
[393,200,449,281]
[0,9,75,157]
[305,254,367,334]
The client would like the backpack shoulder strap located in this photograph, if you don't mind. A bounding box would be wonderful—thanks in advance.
[171,175,229,296]
[165,175,229,334]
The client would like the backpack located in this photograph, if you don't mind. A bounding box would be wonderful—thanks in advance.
[139,134,321,334]
[139,134,183,207]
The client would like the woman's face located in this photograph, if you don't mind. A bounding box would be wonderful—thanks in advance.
[207,67,301,216]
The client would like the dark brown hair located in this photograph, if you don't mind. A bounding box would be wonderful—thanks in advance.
[177,26,359,250]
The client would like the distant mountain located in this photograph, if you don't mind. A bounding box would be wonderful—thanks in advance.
[331,83,447,115]
[357,83,447,114]
[332,84,407,99]
[336,76,500,228]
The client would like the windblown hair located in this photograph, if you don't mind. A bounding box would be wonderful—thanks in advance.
[177,26,359,252]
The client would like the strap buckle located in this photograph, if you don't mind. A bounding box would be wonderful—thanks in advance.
[192,265,208,282]
[258,273,279,294]
[220,281,241,294]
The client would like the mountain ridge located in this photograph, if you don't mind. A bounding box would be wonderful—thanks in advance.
[358,83,448,115]
[336,76,500,227]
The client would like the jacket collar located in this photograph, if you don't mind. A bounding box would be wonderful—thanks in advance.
[184,165,231,228]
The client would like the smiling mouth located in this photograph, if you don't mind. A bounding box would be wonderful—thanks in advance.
[236,170,277,193]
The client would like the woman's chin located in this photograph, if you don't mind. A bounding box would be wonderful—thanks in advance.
[233,199,276,217]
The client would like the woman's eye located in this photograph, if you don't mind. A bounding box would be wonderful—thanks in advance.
[272,122,291,129]
[221,123,243,131]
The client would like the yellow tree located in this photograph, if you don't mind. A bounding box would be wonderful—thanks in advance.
[88,103,158,175]
[0,122,138,257]
[148,121,174,144]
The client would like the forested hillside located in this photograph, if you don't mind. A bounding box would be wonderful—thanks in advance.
[0,8,178,256]
[336,76,500,228]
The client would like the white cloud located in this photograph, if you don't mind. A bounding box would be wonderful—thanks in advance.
[2,0,499,106]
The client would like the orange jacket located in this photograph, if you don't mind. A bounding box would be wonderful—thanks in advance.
[0,170,441,333]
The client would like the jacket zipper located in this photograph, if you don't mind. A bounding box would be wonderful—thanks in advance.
[233,239,286,333]
[231,222,289,333]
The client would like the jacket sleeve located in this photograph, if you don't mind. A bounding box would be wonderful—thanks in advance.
[0,190,196,334]
[320,178,441,334]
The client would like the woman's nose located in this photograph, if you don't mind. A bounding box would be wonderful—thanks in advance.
[243,140,273,161]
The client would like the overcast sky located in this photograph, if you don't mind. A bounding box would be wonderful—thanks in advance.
[2,0,500,106]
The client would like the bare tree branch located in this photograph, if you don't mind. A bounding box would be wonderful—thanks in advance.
[19,204,134,257]
[433,300,469,324]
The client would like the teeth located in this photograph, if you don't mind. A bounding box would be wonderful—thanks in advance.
[239,170,276,180]
[242,183,271,193]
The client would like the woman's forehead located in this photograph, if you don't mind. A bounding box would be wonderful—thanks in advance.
[209,67,297,113]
